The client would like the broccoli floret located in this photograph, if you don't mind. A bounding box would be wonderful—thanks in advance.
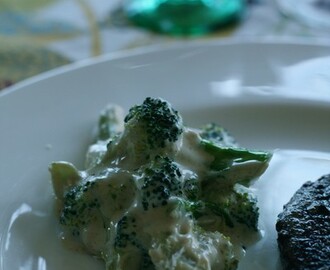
[57,170,137,257]
[200,123,238,147]
[114,215,138,249]
[182,176,200,201]
[172,131,269,234]
[229,184,259,231]
[149,225,240,270]
[196,138,269,233]
[60,182,96,225]
[60,175,137,228]
[198,184,259,231]
[113,214,154,270]
[179,198,235,229]
[140,156,183,211]
[85,104,125,168]
[102,98,184,169]
[60,180,101,234]
[124,97,183,149]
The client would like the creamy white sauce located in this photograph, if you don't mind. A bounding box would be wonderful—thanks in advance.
[2,149,330,270]
[175,129,213,174]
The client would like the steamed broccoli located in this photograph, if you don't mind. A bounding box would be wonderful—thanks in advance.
[140,156,183,211]
[97,104,125,141]
[85,104,125,168]
[200,123,238,147]
[109,155,238,270]
[102,97,184,169]
[124,97,183,149]
[150,228,239,270]
[229,184,259,231]
[199,123,270,185]
[201,139,270,180]
[59,180,100,229]
[197,184,259,232]
[57,178,107,256]
[111,214,154,270]
[50,97,272,270]
[51,165,137,256]
[182,176,200,201]
[108,156,208,269]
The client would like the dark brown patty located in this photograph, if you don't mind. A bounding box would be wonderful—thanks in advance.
[276,174,330,270]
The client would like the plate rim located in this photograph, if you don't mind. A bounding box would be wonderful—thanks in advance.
[1,38,330,99]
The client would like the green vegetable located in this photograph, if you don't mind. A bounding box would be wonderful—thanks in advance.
[150,228,239,270]
[140,156,184,211]
[201,139,270,172]
[101,97,184,169]
[111,214,155,270]
[50,97,272,270]
[97,104,125,141]
[49,161,81,199]
[124,97,183,149]
[85,104,124,168]
[200,122,237,147]
[199,184,259,231]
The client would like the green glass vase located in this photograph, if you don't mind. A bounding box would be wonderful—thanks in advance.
[124,0,245,36]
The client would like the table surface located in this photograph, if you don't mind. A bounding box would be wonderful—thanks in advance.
[1,0,329,91]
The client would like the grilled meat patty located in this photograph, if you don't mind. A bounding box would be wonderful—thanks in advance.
[276,174,330,270]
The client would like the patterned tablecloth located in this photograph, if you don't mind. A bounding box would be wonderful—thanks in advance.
[1,0,329,90]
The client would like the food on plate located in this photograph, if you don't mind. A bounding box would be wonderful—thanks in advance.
[49,97,272,270]
[276,174,330,270]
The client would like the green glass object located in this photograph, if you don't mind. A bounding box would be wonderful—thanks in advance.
[123,0,245,36]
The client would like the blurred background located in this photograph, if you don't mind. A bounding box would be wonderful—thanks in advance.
[1,0,329,90]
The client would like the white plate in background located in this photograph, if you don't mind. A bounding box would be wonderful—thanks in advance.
[1,40,330,270]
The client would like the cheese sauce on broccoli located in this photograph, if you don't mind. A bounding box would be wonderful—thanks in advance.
[50,97,272,270]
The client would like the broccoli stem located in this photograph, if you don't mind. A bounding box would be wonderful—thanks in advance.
[97,104,124,141]
[201,139,271,171]
[200,139,272,187]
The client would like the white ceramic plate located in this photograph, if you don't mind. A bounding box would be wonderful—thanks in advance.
[1,40,330,270]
